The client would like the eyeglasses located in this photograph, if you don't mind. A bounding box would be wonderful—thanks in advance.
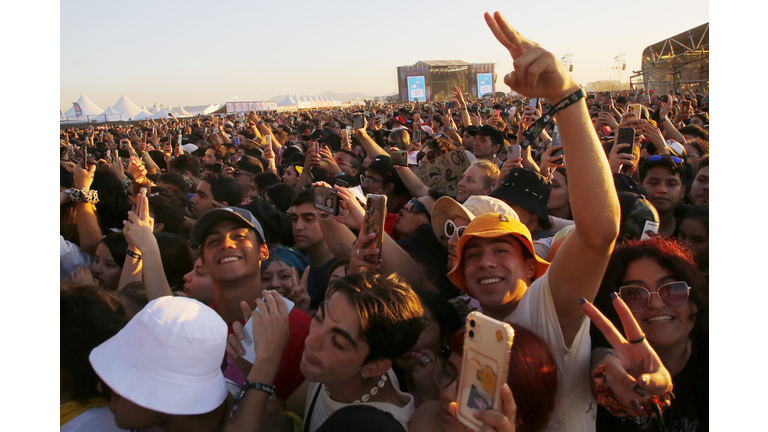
[647,155,683,164]
[417,318,435,342]
[616,281,691,311]
[445,220,467,239]
[360,174,385,184]
[335,158,353,168]
[433,356,458,388]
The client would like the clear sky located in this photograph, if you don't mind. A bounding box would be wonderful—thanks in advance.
[60,0,708,112]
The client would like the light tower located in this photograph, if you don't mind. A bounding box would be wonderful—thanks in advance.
[560,54,573,72]
[613,54,626,83]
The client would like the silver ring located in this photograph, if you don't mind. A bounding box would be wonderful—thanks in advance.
[421,356,431,365]
[356,249,363,258]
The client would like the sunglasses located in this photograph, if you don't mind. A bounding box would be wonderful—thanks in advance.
[444,220,467,239]
[407,198,428,216]
[647,155,683,164]
[617,281,691,311]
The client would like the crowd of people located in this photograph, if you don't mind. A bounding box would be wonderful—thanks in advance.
[60,11,709,432]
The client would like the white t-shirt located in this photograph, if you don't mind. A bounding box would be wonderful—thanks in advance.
[503,270,596,432]
[61,406,127,432]
[60,236,92,281]
[302,368,414,432]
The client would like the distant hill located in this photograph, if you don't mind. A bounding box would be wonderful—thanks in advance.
[268,90,395,103]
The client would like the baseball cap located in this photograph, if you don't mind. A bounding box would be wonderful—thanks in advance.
[431,195,519,246]
[146,188,186,234]
[391,116,406,125]
[617,192,660,242]
[190,207,265,247]
[475,125,505,146]
[419,125,435,135]
[226,155,264,176]
[447,213,550,292]
[365,155,403,187]
[89,297,228,415]
[464,125,480,136]
[182,143,199,154]
[490,168,551,223]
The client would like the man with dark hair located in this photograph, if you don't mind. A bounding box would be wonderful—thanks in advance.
[689,156,709,206]
[614,95,628,112]
[226,156,263,203]
[362,155,408,213]
[472,125,506,166]
[189,173,241,219]
[202,144,228,168]
[287,189,335,309]
[639,155,687,236]
[678,124,709,142]
[169,154,201,190]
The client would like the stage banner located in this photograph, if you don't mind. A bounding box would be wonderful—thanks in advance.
[477,73,493,96]
[407,76,426,102]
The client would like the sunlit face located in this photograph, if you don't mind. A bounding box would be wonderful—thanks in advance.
[90,243,122,291]
[289,203,325,250]
[300,293,369,383]
[182,257,214,304]
[641,167,684,214]
[335,152,358,177]
[462,236,535,309]
[689,116,705,128]
[689,166,708,206]
[456,165,489,204]
[261,260,295,296]
[190,180,216,219]
[621,258,696,350]
[683,144,701,168]
[201,221,266,284]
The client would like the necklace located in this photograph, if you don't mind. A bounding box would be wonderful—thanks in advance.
[324,374,388,404]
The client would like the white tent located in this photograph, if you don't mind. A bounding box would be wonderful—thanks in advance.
[97,106,126,122]
[140,105,152,114]
[61,94,104,118]
[147,106,161,113]
[277,95,298,107]
[133,111,154,120]
[170,105,193,117]
[150,108,172,119]
[112,95,145,117]
[183,104,220,115]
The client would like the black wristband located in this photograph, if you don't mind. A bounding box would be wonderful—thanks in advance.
[521,88,586,148]
[230,382,275,418]
[126,249,142,260]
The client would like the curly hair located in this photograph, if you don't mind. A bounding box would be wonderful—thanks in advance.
[325,271,425,364]
[594,237,708,343]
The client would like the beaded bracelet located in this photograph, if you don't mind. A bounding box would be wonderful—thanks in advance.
[69,188,99,204]
[592,364,672,418]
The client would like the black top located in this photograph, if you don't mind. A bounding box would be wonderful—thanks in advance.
[307,257,336,310]
[595,336,709,432]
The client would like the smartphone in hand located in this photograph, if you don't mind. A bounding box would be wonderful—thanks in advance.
[363,194,387,264]
[314,186,339,216]
[136,187,148,220]
[616,128,636,154]
[456,312,514,431]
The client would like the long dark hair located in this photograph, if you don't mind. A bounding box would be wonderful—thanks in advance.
[595,237,708,343]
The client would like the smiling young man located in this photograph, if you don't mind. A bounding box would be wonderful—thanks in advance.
[444,12,621,432]
[639,155,687,236]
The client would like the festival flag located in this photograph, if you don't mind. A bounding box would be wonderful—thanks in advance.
[73,103,82,117]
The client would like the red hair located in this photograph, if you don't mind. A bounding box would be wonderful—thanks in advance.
[449,325,558,432]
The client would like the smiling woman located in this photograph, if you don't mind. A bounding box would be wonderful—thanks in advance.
[590,238,708,432]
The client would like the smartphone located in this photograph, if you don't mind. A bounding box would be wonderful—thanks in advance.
[312,142,320,154]
[601,104,611,113]
[136,187,148,220]
[363,194,387,265]
[528,98,538,108]
[682,100,691,110]
[314,186,339,216]
[265,134,272,148]
[493,109,500,117]
[391,150,408,167]
[626,104,643,121]
[346,125,353,137]
[550,125,563,163]
[616,128,635,155]
[456,312,514,432]
[412,129,423,143]
[208,163,224,174]
[378,114,386,124]
[353,115,365,129]
[232,137,240,145]
[508,144,521,161]
[485,108,493,115]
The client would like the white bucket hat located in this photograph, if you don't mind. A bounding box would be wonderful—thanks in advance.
[431,195,519,246]
[89,296,228,415]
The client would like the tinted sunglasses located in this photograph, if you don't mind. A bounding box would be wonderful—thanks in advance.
[647,155,683,164]
[617,281,691,311]
[444,220,467,239]
[407,198,428,215]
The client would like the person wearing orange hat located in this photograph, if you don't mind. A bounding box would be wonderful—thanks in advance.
[442,12,622,432]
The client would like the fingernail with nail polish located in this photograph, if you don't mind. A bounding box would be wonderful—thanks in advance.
[631,400,643,413]
[578,298,587,305]
[631,384,647,397]
[610,292,618,300]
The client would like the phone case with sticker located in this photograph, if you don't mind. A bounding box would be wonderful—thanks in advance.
[456,311,514,431]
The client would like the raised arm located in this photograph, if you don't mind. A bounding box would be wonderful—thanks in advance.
[485,12,619,345]
[353,116,388,158]
[71,163,103,256]
[394,166,430,198]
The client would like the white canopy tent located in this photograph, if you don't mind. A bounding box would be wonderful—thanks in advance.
[112,95,146,118]
[277,95,298,106]
[132,111,154,121]
[169,105,193,117]
[97,106,126,122]
[61,94,104,120]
